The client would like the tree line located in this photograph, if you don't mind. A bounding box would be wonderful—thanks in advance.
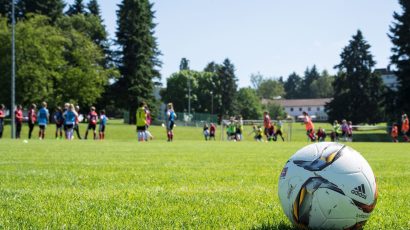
[0,0,410,125]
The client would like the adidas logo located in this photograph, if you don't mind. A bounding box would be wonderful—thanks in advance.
[351,184,367,199]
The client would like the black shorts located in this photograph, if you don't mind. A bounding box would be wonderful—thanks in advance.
[66,124,74,129]
[39,125,46,130]
[137,126,146,131]
[99,125,105,132]
[210,132,215,137]
[87,124,96,130]
[56,123,62,128]
[167,121,175,130]
[275,130,283,136]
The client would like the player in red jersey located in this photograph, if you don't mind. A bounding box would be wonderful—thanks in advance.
[84,106,98,140]
[263,111,271,141]
[303,111,316,142]
[28,104,37,139]
[209,123,216,140]
[15,105,23,139]
[0,104,5,139]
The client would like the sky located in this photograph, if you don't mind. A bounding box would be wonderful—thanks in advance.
[67,0,401,87]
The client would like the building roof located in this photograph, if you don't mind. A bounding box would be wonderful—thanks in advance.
[263,98,333,107]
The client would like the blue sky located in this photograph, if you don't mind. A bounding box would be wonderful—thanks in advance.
[67,0,401,87]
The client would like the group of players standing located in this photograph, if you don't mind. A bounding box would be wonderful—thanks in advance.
[135,101,176,142]
[391,112,409,142]
[0,102,107,140]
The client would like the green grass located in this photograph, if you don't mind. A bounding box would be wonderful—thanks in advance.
[0,121,409,229]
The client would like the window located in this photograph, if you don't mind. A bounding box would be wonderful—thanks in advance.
[308,107,311,111]
[290,108,294,112]
[317,107,320,111]
[299,108,302,112]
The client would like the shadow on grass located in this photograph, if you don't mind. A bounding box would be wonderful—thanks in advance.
[251,221,297,230]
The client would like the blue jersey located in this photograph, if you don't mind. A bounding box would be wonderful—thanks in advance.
[64,111,76,125]
[100,115,107,126]
[168,110,176,122]
[37,108,49,125]
[54,111,64,124]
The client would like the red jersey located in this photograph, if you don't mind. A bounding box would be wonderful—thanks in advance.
[210,124,216,134]
[264,114,271,128]
[28,109,37,124]
[402,118,409,132]
[15,109,23,123]
[88,111,98,125]
[391,126,398,138]
[0,109,5,121]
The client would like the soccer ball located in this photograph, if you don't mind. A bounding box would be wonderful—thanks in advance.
[278,142,377,229]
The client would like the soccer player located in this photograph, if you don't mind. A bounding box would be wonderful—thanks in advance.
[63,104,78,140]
[0,104,5,139]
[166,103,177,142]
[316,127,326,142]
[235,115,244,141]
[267,123,276,141]
[391,123,399,143]
[401,113,409,142]
[53,107,64,139]
[63,103,69,138]
[250,125,263,142]
[209,123,216,140]
[263,111,271,140]
[37,102,49,140]
[341,119,349,141]
[203,123,210,141]
[275,119,285,141]
[331,120,340,142]
[74,105,82,139]
[347,121,353,142]
[303,111,316,142]
[99,110,108,140]
[226,117,236,141]
[28,104,37,139]
[84,106,98,140]
[136,102,147,142]
[145,105,153,141]
[15,105,23,139]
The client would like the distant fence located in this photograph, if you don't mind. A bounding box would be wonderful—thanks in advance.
[124,111,218,126]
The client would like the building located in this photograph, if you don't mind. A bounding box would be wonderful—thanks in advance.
[264,98,332,121]
[375,67,399,91]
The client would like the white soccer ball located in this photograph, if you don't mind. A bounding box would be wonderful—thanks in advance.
[278,142,378,230]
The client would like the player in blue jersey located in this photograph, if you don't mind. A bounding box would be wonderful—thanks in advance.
[99,110,108,140]
[166,103,177,142]
[53,106,64,139]
[63,104,78,140]
[37,102,49,140]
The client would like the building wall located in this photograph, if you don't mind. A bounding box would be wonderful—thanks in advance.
[284,105,328,121]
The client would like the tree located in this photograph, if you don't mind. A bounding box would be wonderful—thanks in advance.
[87,0,102,17]
[0,15,114,107]
[309,70,334,98]
[66,0,86,16]
[389,0,410,114]
[257,78,285,99]
[284,72,302,99]
[179,58,190,70]
[17,0,65,22]
[263,102,286,120]
[250,73,263,89]
[0,0,11,18]
[216,59,238,115]
[301,65,320,98]
[326,30,385,124]
[235,88,262,119]
[115,0,161,124]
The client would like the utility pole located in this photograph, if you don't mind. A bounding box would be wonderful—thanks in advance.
[187,76,191,118]
[11,0,16,139]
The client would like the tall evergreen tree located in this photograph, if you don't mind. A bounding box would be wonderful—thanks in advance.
[326,30,385,124]
[179,58,190,70]
[217,59,238,116]
[17,0,65,21]
[0,0,11,18]
[66,0,86,16]
[115,0,161,124]
[284,72,302,99]
[301,65,320,98]
[87,0,102,17]
[389,0,410,114]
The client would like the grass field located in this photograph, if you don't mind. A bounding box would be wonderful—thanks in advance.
[0,121,409,229]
